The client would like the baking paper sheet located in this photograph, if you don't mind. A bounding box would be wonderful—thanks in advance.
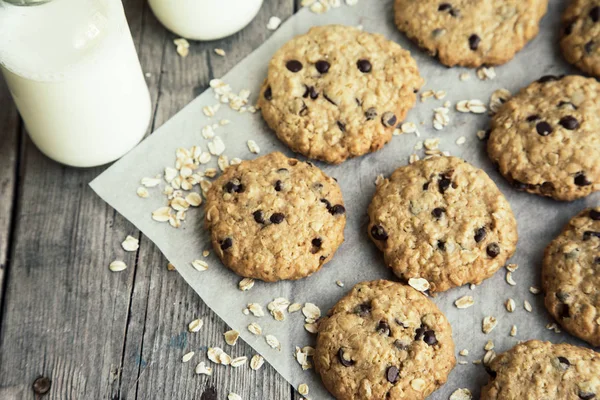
[91,1,598,398]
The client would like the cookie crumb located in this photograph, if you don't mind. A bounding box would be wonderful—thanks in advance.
[267,16,282,30]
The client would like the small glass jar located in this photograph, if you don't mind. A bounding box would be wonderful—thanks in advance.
[0,0,152,167]
[148,0,264,41]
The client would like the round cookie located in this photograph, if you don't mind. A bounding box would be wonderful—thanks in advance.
[393,0,548,67]
[257,25,423,165]
[481,340,600,400]
[314,280,455,400]
[204,152,346,282]
[367,156,518,293]
[542,208,600,347]
[561,0,600,78]
[488,75,600,201]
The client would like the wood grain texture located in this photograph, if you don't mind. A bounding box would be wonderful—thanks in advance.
[118,1,296,399]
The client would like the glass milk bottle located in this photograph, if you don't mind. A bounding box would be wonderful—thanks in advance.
[148,0,264,41]
[0,0,152,167]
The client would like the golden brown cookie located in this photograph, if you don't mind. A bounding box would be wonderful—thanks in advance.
[314,280,455,400]
[561,0,600,78]
[204,152,346,281]
[257,25,423,164]
[367,156,518,293]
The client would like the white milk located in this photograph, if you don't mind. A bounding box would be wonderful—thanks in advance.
[148,0,264,41]
[0,0,151,167]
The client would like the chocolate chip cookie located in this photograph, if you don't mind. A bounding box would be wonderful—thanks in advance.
[561,0,600,78]
[542,208,600,347]
[394,0,548,67]
[314,280,455,400]
[204,152,346,281]
[481,340,600,399]
[257,25,423,164]
[367,156,518,293]
[488,75,600,201]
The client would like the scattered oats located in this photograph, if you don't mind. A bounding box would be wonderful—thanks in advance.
[506,271,516,286]
[433,107,450,130]
[450,388,472,400]
[214,48,226,57]
[483,350,497,365]
[547,323,561,333]
[174,38,190,57]
[188,319,203,333]
[185,192,202,207]
[346,0,359,4]
[121,235,139,252]
[309,1,326,13]
[409,154,420,164]
[208,136,225,155]
[401,122,417,134]
[228,394,242,400]
[510,325,518,336]
[298,384,309,396]
[476,66,496,80]
[423,138,440,151]
[167,262,176,271]
[456,100,470,113]
[239,278,255,291]
[171,197,190,211]
[250,354,265,370]
[288,303,302,313]
[224,330,240,346]
[408,277,430,292]
[302,303,321,322]
[202,104,221,118]
[375,174,385,186]
[489,88,511,113]
[218,155,229,171]
[204,168,218,178]
[304,323,318,334]
[411,378,426,392]
[136,187,149,198]
[219,119,230,126]
[141,177,161,188]
[268,297,291,313]
[457,99,487,114]
[303,346,315,356]
[152,206,171,222]
[202,125,216,139]
[267,16,282,30]
[414,140,423,150]
[456,136,466,145]
[484,340,495,351]
[199,179,212,194]
[529,286,541,295]
[434,90,446,99]
[472,359,482,365]
[248,322,262,335]
[458,360,468,365]
[247,303,265,317]
[482,316,498,334]
[295,347,312,370]
[524,300,533,312]
[271,309,286,322]
[191,259,208,272]
[421,89,435,101]
[470,284,477,290]
[265,334,281,350]
[164,167,178,183]
[195,361,212,375]
[476,130,488,140]
[454,295,475,309]
[181,351,195,363]
[443,100,451,108]
[505,298,516,312]
[459,349,469,356]
[109,260,127,272]
[459,72,470,81]
[231,356,247,367]
[336,280,344,287]
[242,308,249,315]
[247,140,260,154]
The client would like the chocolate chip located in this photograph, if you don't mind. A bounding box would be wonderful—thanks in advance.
[377,321,391,336]
[579,392,596,400]
[512,180,529,191]
[558,302,571,319]
[432,207,446,219]
[32,376,51,395]
[423,330,438,346]
[337,121,346,132]
[264,86,272,101]
[486,243,500,258]
[474,227,487,243]
[558,101,577,110]
[565,20,575,35]
[590,210,600,220]
[394,339,409,351]
[338,348,355,367]
[583,231,600,241]
[323,93,337,105]
[556,291,570,303]
[557,356,570,369]
[354,303,371,317]
[220,237,233,251]
[438,176,452,194]
[253,210,265,224]
[437,240,446,251]
[395,318,408,328]
[274,180,283,191]
[485,367,497,379]
[298,103,308,116]
[590,6,600,22]
[575,172,592,186]
[536,121,553,136]
[450,8,460,17]
[540,181,555,194]
[316,60,330,73]
[311,238,323,252]
[303,85,319,100]
[286,60,303,72]
[371,225,388,241]
[330,204,346,215]
[357,59,372,73]
[386,366,399,383]
[320,198,332,209]
[526,114,540,122]
[538,75,560,83]
[468,34,481,50]
[595,257,600,264]
[224,180,244,193]
[382,112,397,127]
[584,41,595,54]
[414,326,426,341]
[438,3,452,11]
[423,182,430,191]
[559,115,579,130]
[365,107,378,120]
[270,213,285,224]
[432,28,446,38]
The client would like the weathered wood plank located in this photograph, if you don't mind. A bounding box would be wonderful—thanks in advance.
[118,1,296,399]
[0,1,154,399]
[0,74,20,313]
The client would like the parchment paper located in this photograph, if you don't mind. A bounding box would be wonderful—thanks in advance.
[91,1,599,398]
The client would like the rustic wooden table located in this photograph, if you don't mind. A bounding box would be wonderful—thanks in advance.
[0,1,304,398]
